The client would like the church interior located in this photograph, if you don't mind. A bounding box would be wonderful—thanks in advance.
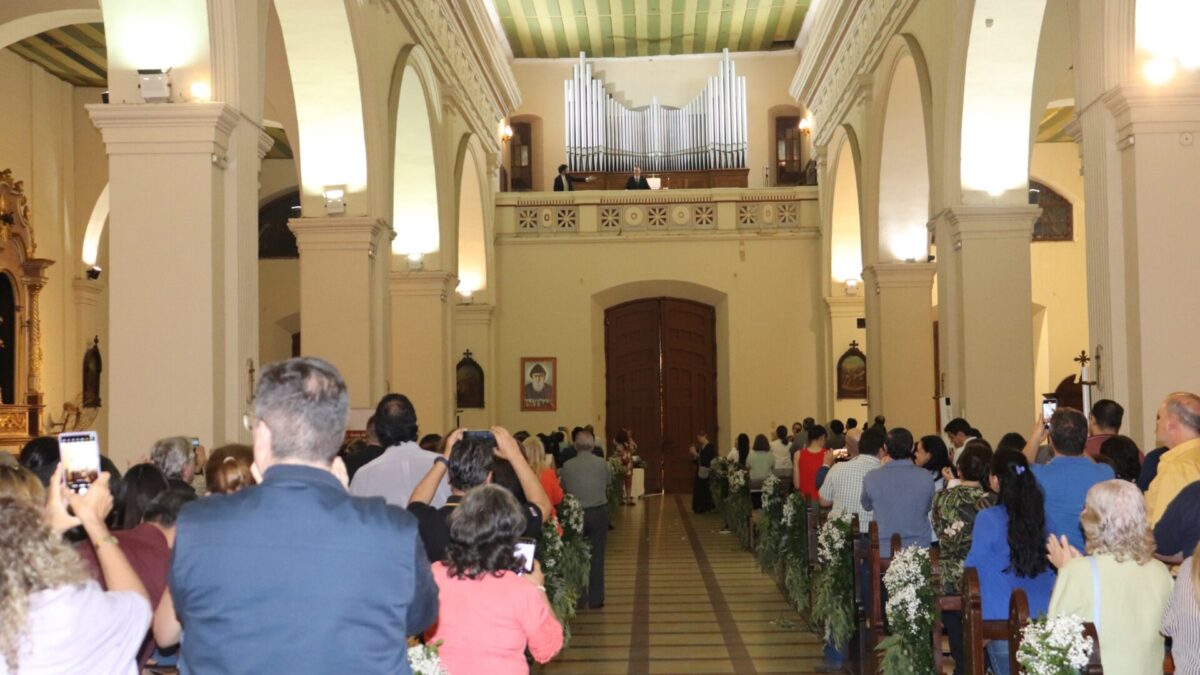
[1,0,1199,673]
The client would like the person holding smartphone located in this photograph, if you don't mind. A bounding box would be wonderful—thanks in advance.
[0,465,151,675]
[426,484,563,674]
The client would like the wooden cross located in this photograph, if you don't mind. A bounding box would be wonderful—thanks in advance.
[849,340,859,349]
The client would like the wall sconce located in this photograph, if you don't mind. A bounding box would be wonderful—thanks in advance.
[458,289,474,305]
[323,186,346,216]
[137,69,172,103]
[189,81,212,102]
[797,116,813,134]
[844,278,860,296]
[407,252,424,271]
[499,121,514,143]
[86,266,102,280]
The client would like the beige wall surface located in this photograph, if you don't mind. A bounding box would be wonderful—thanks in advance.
[507,51,802,191]
[259,259,300,368]
[492,233,823,449]
[1029,142,1088,400]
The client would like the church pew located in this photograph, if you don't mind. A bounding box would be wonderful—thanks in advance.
[859,522,903,674]
[960,567,1029,675]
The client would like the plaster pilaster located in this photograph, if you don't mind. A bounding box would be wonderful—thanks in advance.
[290,217,391,407]
[389,271,457,433]
[862,262,936,432]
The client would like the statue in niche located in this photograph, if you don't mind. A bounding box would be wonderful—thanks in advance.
[456,350,484,409]
[82,336,102,407]
[836,341,867,400]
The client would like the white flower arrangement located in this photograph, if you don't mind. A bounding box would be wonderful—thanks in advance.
[727,466,746,491]
[817,513,853,564]
[407,640,448,675]
[559,494,585,539]
[607,455,627,477]
[883,546,931,628]
[1016,614,1094,675]
[782,492,801,528]
[760,474,780,511]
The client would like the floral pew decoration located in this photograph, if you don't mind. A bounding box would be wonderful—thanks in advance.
[536,493,592,646]
[781,491,812,617]
[755,474,786,576]
[812,512,855,651]
[876,545,937,674]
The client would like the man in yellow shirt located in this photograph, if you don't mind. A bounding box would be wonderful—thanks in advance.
[1145,392,1200,525]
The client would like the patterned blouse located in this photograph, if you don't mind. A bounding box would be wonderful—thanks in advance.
[931,484,995,595]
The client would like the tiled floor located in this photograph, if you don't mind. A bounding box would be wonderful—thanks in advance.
[541,495,826,674]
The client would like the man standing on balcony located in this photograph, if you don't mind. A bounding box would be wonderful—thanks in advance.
[553,164,593,191]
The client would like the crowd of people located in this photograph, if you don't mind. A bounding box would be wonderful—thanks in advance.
[701,396,1200,674]
[0,357,627,675]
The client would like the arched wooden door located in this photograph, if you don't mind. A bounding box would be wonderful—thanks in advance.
[605,298,716,494]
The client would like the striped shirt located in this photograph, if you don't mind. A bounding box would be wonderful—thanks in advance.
[817,454,880,533]
[1162,556,1200,674]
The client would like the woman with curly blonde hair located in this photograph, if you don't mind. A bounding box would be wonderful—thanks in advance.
[1046,479,1173,673]
[0,464,44,503]
[1,467,151,674]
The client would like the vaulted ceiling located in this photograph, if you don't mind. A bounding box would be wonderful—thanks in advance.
[491,0,811,59]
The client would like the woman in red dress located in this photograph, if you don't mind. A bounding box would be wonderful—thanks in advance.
[793,424,829,500]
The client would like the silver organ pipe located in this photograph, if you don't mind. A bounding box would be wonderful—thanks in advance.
[565,49,747,173]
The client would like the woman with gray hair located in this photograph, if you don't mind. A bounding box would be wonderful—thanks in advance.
[148,436,196,493]
[1046,479,1173,673]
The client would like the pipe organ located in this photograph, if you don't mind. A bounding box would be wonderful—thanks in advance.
[565,49,748,173]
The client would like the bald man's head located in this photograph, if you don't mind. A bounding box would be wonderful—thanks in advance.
[1157,392,1200,447]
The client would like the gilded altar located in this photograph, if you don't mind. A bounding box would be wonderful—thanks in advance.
[0,169,53,451]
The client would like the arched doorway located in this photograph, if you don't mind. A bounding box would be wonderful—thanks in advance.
[605,298,716,494]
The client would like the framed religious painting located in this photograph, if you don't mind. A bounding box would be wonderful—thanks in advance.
[520,357,557,412]
[456,350,485,409]
[836,342,867,399]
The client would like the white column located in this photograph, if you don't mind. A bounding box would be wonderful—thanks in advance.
[289,217,391,408]
[390,271,456,433]
[88,104,242,464]
[932,205,1039,440]
[866,262,937,433]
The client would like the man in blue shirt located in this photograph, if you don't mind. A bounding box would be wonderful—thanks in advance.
[169,357,438,674]
[861,427,935,556]
[1024,407,1114,551]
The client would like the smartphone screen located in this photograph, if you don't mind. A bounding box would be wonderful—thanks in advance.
[514,537,537,574]
[1042,398,1058,426]
[59,431,101,494]
[462,430,497,447]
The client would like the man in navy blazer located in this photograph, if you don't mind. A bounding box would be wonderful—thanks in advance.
[168,357,438,674]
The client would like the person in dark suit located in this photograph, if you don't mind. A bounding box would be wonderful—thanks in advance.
[553,163,593,191]
[625,166,651,190]
[166,357,438,675]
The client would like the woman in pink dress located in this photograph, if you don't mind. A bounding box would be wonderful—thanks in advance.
[427,484,563,674]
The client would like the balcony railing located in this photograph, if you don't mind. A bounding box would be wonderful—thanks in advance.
[495,186,818,238]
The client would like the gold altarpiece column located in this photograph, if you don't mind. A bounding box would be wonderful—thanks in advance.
[0,170,55,446]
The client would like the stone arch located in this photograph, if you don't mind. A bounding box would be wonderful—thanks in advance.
[454,134,490,300]
[875,41,933,262]
[958,0,1050,201]
[388,44,444,262]
[272,0,369,212]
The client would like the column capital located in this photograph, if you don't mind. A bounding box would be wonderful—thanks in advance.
[863,261,936,293]
[824,295,864,319]
[257,128,276,160]
[1104,83,1200,138]
[456,303,495,324]
[931,205,1039,248]
[289,217,392,256]
[87,103,241,156]
[389,271,457,301]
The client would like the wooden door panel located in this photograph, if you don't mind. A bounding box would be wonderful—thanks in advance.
[605,300,663,493]
[661,299,717,495]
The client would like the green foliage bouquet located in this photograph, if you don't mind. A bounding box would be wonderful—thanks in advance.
[876,545,936,674]
[538,494,592,646]
[781,492,811,616]
[811,513,855,649]
[709,457,729,505]
[756,474,785,575]
[724,466,752,548]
